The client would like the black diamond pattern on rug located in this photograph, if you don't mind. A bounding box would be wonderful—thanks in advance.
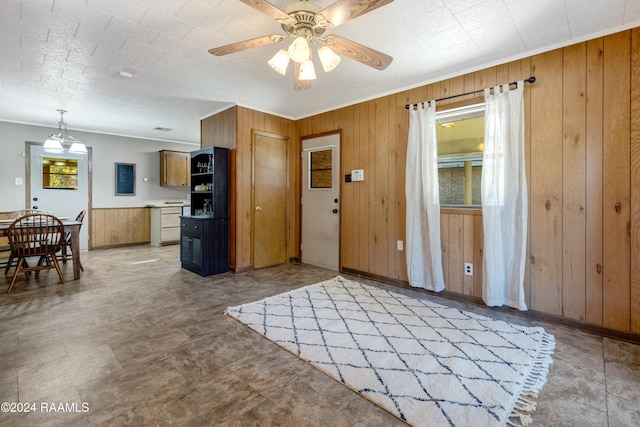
[226,276,555,427]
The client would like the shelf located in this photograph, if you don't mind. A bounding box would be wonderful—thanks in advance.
[181,147,230,276]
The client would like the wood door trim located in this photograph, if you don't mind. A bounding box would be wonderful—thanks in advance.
[251,130,289,268]
[25,141,94,250]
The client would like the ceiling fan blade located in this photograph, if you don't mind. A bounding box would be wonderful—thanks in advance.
[331,36,392,70]
[315,0,394,28]
[208,34,285,56]
[294,62,312,91]
[239,0,293,23]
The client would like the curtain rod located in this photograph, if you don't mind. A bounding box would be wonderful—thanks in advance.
[405,76,536,109]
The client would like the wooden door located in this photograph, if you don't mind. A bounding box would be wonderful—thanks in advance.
[253,132,288,268]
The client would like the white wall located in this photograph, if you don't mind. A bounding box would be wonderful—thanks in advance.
[0,121,198,212]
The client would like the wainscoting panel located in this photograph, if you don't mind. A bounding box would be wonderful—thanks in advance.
[91,208,150,248]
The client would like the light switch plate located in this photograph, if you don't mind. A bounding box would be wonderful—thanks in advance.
[15,177,23,186]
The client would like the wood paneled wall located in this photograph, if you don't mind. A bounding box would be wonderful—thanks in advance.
[440,209,483,297]
[201,107,237,150]
[202,107,295,272]
[91,208,150,248]
[293,28,640,335]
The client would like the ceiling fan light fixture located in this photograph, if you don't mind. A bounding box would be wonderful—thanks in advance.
[288,36,311,63]
[317,45,341,72]
[299,59,317,80]
[268,49,291,75]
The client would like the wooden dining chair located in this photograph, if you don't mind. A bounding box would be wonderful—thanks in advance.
[0,212,11,268]
[58,210,86,271]
[0,238,10,269]
[3,209,45,275]
[6,213,65,293]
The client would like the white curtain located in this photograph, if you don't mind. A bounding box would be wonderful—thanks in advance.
[405,101,445,292]
[482,81,528,310]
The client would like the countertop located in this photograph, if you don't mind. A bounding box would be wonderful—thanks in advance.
[146,203,190,208]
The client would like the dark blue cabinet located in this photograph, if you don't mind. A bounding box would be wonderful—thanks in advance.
[180,147,229,276]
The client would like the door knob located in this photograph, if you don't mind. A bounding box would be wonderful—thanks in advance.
[255,206,262,211]
[332,209,338,214]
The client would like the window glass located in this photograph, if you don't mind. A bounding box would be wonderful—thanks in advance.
[42,158,78,190]
[436,107,484,207]
[309,149,332,189]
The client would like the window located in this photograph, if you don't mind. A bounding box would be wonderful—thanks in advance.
[309,148,332,189]
[42,157,78,190]
[436,104,485,207]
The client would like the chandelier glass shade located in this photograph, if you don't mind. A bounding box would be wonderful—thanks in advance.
[69,141,88,154]
[44,110,87,154]
[43,135,64,153]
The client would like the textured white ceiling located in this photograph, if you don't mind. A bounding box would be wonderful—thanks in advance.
[1,0,640,144]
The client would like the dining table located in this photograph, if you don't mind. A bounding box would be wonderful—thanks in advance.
[0,219,83,280]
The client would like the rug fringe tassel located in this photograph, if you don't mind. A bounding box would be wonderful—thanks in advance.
[507,409,533,426]
[507,332,556,426]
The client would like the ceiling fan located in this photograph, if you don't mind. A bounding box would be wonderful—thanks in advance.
[208,0,394,90]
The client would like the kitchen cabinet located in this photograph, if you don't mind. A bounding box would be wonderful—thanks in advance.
[159,150,190,187]
[150,206,181,246]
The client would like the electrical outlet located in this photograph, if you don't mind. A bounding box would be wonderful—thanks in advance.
[397,240,403,251]
[464,263,473,276]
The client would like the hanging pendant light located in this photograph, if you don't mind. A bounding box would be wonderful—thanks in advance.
[69,140,88,154]
[43,134,64,153]
[44,110,87,154]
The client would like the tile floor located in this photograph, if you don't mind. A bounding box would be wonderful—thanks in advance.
[0,245,639,426]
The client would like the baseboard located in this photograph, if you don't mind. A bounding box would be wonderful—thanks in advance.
[340,267,640,345]
[91,242,150,250]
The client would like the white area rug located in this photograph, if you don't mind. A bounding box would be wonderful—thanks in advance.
[225,276,555,426]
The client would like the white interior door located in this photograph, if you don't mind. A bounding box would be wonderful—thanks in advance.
[301,133,340,270]
[29,144,89,251]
